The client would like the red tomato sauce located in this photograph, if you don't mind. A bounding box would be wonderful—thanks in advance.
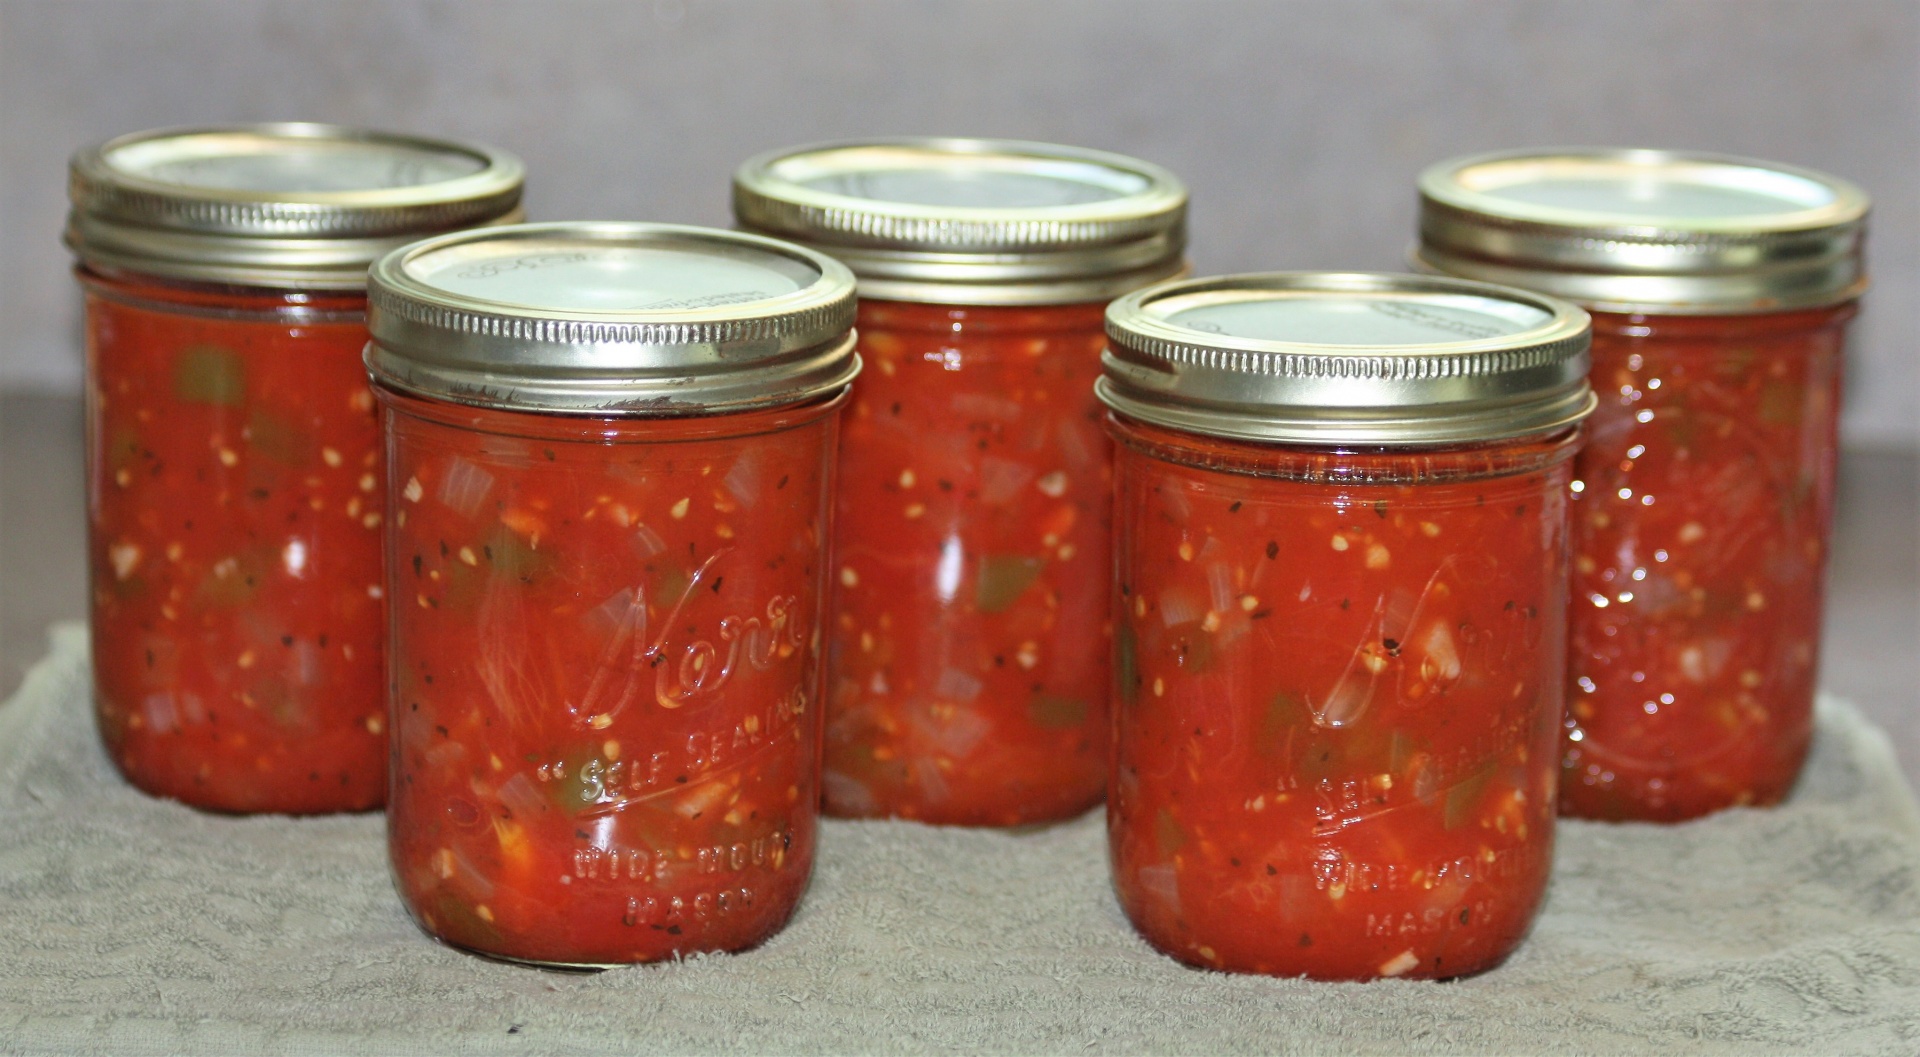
[82,269,386,813]
[1108,415,1574,980]
[824,299,1111,826]
[1562,305,1853,820]
[382,389,841,965]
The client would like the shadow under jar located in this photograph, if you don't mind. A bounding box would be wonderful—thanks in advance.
[734,139,1188,825]
[66,124,523,813]
[1417,149,1870,821]
[366,222,858,967]
[1099,273,1595,980]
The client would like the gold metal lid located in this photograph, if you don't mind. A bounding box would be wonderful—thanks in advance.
[732,138,1188,305]
[366,222,859,415]
[1416,148,1869,314]
[1099,272,1594,447]
[67,123,525,289]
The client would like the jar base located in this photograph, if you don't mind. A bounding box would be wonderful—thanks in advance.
[822,793,1103,829]
[441,940,620,973]
[106,752,384,816]
[1148,936,1519,982]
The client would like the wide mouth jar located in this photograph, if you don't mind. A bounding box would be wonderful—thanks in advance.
[1415,148,1869,315]
[735,140,1181,827]
[370,224,858,966]
[67,123,525,290]
[365,222,860,415]
[69,123,521,817]
[732,137,1188,305]
[1101,273,1594,980]
[1099,271,1595,448]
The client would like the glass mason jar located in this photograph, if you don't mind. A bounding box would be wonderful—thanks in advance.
[1416,149,1870,821]
[66,124,524,813]
[734,139,1188,825]
[366,223,859,967]
[1099,273,1594,980]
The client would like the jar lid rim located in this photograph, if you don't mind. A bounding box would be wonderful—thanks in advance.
[1100,271,1594,447]
[365,221,861,416]
[66,123,525,287]
[733,137,1188,304]
[1418,147,1869,236]
[1415,147,1869,313]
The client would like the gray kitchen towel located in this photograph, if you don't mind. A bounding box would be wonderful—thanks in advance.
[3,622,1919,1057]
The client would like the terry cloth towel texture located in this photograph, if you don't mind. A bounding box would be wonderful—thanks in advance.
[3,624,1920,1057]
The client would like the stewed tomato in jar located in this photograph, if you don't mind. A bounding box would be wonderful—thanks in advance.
[1099,272,1593,979]
[367,223,858,965]
[735,139,1188,825]
[67,124,523,813]
[1418,149,1869,820]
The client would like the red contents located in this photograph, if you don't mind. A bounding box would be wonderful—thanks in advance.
[1562,306,1853,820]
[382,390,840,965]
[1108,415,1574,980]
[824,300,1111,826]
[82,269,386,813]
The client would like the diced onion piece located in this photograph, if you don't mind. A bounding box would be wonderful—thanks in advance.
[437,457,495,516]
[978,457,1036,505]
[1159,587,1204,629]
[1379,950,1420,977]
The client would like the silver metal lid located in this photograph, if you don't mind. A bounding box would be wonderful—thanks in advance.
[1099,272,1594,447]
[1416,148,1869,314]
[732,138,1188,305]
[67,123,525,289]
[366,222,859,416]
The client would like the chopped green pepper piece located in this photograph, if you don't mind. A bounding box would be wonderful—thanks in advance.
[173,345,246,406]
[252,674,307,729]
[832,741,908,786]
[247,409,310,466]
[1664,413,1700,451]
[975,555,1045,613]
[1114,622,1140,707]
[1155,806,1186,856]
[1028,694,1088,730]
[1757,380,1801,426]
[1443,761,1497,830]
[194,551,267,608]
[1162,618,1216,673]
[424,888,504,947]
[1712,346,1757,381]
[492,526,554,583]
[1297,737,1347,784]
[653,563,692,608]
[107,427,143,475]
[1257,692,1309,758]
[1389,730,1416,774]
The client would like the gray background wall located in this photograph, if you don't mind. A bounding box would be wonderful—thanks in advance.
[3,0,1915,447]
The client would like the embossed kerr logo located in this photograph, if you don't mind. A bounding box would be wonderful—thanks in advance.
[570,548,809,728]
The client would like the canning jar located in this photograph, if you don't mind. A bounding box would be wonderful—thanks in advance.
[367,222,858,966]
[735,139,1188,825]
[67,124,523,813]
[1100,273,1593,980]
[1417,149,1869,820]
